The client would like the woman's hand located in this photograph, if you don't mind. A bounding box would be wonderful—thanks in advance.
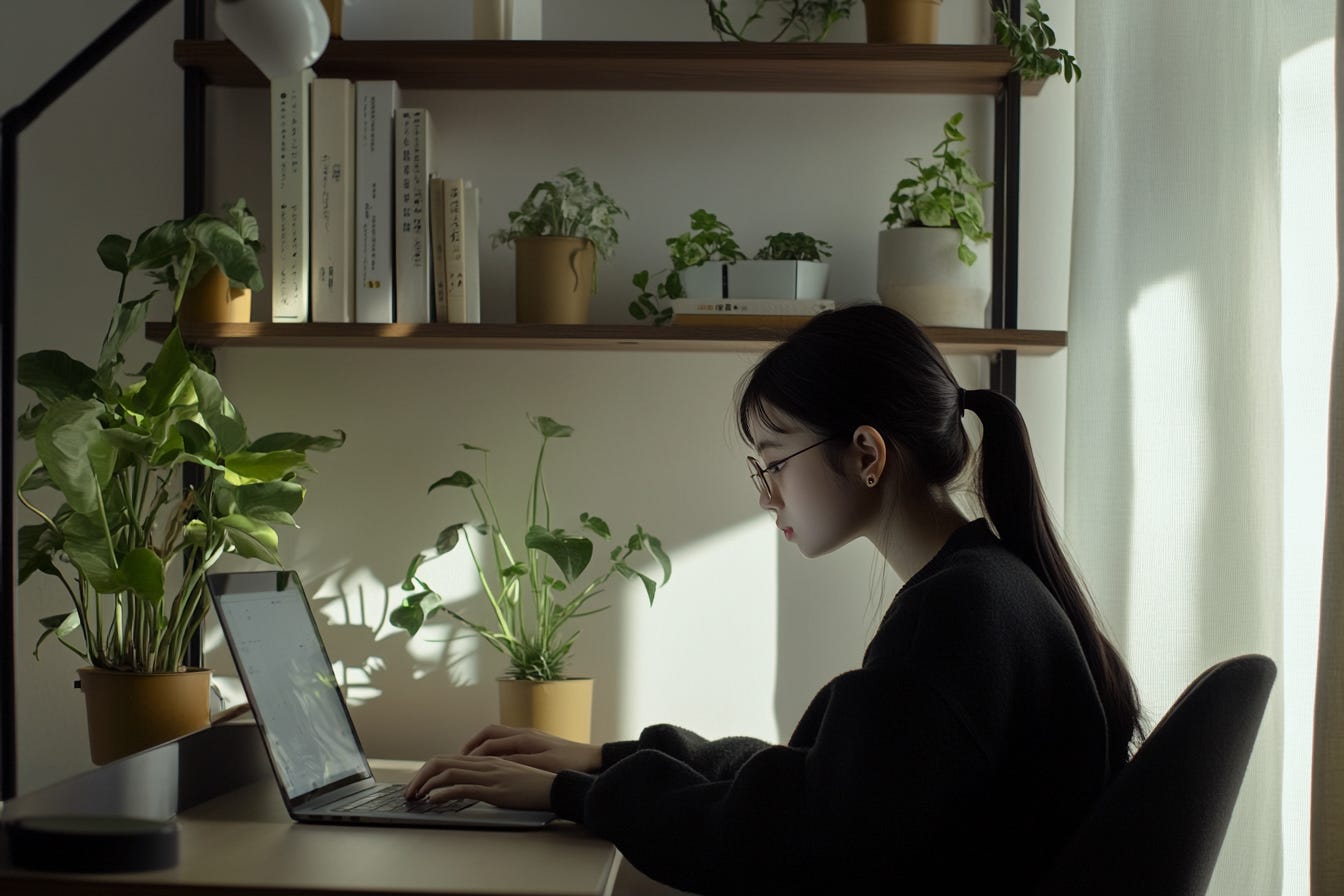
[404,754,556,811]
[459,724,603,774]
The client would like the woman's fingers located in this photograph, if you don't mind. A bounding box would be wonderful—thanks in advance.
[408,755,556,811]
[461,724,531,755]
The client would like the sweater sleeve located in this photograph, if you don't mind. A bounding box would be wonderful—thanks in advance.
[599,724,772,779]
[552,662,996,896]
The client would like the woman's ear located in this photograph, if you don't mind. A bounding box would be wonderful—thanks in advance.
[851,425,888,488]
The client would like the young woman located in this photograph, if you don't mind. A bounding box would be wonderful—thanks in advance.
[405,304,1142,895]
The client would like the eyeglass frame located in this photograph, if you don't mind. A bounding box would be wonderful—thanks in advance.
[747,436,839,501]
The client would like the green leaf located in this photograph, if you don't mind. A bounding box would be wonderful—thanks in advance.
[60,511,121,593]
[35,612,82,658]
[194,218,264,291]
[217,514,281,564]
[17,523,61,584]
[644,531,673,584]
[121,547,166,608]
[34,399,116,516]
[429,471,476,491]
[224,449,307,483]
[248,430,345,453]
[127,328,193,419]
[435,523,467,554]
[461,443,488,453]
[97,234,132,274]
[97,294,154,375]
[190,366,248,455]
[18,351,99,407]
[233,479,306,524]
[614,562,657,605]
[957,243,977,266]
[525,525,592,582]
[530,415,574,439]
[127,221,188,272]
[580,513,611,539]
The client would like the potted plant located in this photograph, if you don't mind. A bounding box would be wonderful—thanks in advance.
[155,198,264,324]
[877,112,993,327]
[16,201,344,764]
[862,0,942,43]
[630,210,832,325]
[490,167,628,325]
[390,414,671,742]
[705,0,858,42]
[992,0,1080,83]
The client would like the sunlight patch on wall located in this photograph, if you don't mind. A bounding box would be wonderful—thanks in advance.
[1125,272,1210,686]
[617,515,781,743]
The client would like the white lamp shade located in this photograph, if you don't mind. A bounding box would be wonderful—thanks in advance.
[216,0,331,80]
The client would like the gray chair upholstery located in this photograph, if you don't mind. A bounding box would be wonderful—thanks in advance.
[1035,654,1277,896]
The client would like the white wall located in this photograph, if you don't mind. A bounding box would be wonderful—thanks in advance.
[6,0,1074,791]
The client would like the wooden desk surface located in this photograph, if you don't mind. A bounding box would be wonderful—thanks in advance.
[0,761,619,896]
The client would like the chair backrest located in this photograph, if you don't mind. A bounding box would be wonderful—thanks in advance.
[1035,653,1277,896]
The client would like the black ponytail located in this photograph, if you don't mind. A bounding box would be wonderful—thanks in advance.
[737,305,1141,766]
[964,388,1143,768]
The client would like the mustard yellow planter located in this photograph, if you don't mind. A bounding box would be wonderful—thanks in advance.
[864,0,941,43]
[498,677,593,743]
[77,666,213,765]
[179,265,252,323]
[513,236,596,324]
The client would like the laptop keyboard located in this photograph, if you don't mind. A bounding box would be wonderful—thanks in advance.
[333,784,475,815]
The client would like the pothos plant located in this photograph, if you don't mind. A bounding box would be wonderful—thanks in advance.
[883,112,993,266]
[391,415,671,682]
[16,200,344,673]
[705,0,857,42]
[491,166,627,260]
[992,0,1081,83]
[629,210,832,325]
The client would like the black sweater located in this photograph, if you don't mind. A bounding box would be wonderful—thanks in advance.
[550,520,1112,895]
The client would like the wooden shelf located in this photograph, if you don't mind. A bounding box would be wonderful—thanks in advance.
[173,40,1044,95]
[146,321,1065,354]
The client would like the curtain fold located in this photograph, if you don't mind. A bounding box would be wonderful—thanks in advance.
[1310,3,1344,889]
[1069,3,1336,893]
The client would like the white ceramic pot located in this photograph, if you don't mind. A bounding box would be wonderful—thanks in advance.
[679,260,829,300]
[875,227,991,328]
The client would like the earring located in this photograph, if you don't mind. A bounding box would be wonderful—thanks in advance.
[866,475,877,487]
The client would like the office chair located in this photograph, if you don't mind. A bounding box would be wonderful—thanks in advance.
[1035,653,1277,896]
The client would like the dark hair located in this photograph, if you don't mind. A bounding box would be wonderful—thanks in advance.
[735,304,1141,766]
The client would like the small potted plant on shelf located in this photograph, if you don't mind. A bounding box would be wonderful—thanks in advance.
[705,0,858,42]
[150,198,265,324]
[491,167,628,325]
[862,0,942,43]
[992,0,1080,83]
[16,200,344,765]
[877,111,993,328]
[630,210,833,326]
[390,414,671,743]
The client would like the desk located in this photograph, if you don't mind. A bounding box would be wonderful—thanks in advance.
[0,726,620,896]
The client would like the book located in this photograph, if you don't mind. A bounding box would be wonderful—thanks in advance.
[429,177,449,321]
[441,178,468,323]
[355,80,401,323]
[669,298,835,317]
[671,314,821,328]
[310,78,356,323]
[461,181,481,324]
[394,107,433,324]
[270,68,314,322]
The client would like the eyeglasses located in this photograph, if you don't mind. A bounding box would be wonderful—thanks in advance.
[747,437,836,501]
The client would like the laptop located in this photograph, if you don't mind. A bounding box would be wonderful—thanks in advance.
[206,569,555,829]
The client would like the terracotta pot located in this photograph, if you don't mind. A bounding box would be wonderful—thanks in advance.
[876,227,991,327]
[179,265,252,324]
[77,666,213,765]
[498,677,593,743]
[864,0,942,43]
[513,236,596,324]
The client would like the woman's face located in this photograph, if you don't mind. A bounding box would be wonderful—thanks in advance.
[749,411,873,558]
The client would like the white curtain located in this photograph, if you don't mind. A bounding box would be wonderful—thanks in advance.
[1066,3,1337,894]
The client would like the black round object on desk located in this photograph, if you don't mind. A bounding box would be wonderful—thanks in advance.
[6,815,180,872]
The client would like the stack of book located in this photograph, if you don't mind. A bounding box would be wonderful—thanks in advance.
[269,74,482,324]
[669,298,835,327]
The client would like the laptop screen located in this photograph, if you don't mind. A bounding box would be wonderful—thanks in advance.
[209,571,371,801]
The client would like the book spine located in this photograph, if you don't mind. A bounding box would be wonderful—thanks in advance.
[429,177,449,321]
[671,314,819,328]
[394,107,432,324]
[355,80,400,323]
[443,178,468,323]
[310,78,355,323]
[462,182,481,324]
[270,69,314,322]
